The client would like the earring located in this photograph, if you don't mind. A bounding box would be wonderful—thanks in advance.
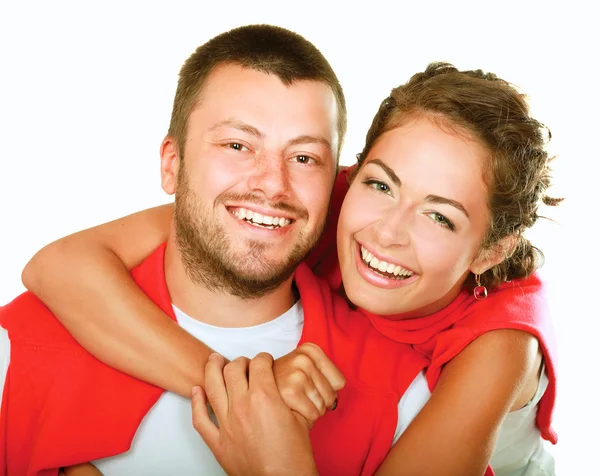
[473,274,488,300]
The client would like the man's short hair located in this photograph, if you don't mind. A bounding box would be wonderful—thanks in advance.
[168,24,347,161]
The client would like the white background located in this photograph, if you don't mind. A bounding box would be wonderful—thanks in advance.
[0,0,597,472]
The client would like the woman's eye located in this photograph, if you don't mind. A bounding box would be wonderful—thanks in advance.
[363,180,391,194]
[428,212,455,231]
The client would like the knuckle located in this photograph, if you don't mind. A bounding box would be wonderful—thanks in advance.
[233,356,251,366]
[255,352,274,363]
[289,370,310,386]
[292,353,313,369]
[249,387,270,406]
[302,342,324,355]
[226,357,249,373]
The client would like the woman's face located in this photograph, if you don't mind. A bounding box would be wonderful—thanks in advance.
[337,118,492,317]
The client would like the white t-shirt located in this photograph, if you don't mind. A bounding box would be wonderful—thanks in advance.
[0,302,429,475]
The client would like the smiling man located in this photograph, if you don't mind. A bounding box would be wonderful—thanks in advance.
[0,24,430,475]
[164,63,338,313]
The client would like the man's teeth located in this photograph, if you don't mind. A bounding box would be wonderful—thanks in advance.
[360,246,413,278]
[232,208,291,228]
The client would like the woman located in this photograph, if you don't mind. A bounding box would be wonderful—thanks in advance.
[22,62,560,475]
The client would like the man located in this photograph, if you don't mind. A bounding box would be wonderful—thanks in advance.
[0,24,428,475]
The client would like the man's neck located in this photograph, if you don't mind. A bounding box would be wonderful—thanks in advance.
[164,239,297,328]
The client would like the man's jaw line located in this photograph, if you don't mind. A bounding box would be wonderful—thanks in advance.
[165,236,298,327]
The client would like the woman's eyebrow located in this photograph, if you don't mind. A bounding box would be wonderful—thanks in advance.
[425,194,470,219]
[366,159,401,187]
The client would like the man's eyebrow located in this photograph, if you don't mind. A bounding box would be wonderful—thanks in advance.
[209,120,332,151]
[288,135,332,152]
[365,159,401,187]
[425,195,470,219]
[209,119,263,138]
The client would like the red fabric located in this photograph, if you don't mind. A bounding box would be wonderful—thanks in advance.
[0,244,427,476]
[1,167,558,475]
[308,166,558,476]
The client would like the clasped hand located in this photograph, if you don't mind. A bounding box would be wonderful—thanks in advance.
[191,343,345,475]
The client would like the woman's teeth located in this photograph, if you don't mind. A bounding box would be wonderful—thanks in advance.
[360,245,413,279]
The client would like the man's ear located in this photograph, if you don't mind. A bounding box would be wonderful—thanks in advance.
[470,235,517,275]
[160,136,180,195]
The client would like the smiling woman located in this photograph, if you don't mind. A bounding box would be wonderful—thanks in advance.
[338,118,494,316]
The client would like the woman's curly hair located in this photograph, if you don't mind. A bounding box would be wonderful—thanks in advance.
[353,62,562,290]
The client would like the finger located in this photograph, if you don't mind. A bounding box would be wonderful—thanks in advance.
[298,342,346,391]
[191,385,221,450]
[283,392,321,428]
[279,372,322,424]
[309,365,338,410]
[247,352,276,391]
[204,352,228,421]
[292,410,312,431]
[303,381,326,417]
[223,356,250,402]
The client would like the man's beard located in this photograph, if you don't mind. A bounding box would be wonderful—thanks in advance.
[174,164,325,299]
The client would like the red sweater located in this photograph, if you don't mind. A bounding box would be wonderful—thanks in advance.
[0,244,428,476]
[308,167,558,476]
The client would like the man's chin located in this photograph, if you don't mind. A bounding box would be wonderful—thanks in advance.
[233,264,295,284]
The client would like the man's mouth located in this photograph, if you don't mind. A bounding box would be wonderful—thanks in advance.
[360,245,414,280]
[229,207,294,230]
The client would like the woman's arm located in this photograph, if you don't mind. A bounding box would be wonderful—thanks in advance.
[376,329,542,476]
[22,207,345,416]
[61,463,103,476]
[22,204,212,397]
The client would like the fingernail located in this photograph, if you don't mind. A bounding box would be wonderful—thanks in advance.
[209,352,219,360]
[330,398,338,411]
[192,386,199,395]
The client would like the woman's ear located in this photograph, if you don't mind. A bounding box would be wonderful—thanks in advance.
[469,235,517,275]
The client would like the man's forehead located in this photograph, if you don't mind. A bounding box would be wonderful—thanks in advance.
[196,64,336,111]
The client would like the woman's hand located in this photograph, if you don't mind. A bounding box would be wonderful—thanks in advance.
[272,342,345,427]
[192,353,318,476]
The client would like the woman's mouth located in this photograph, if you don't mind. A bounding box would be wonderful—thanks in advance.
[360,245,414,280]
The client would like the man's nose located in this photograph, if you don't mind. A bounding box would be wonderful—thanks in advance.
[247,153,292,201]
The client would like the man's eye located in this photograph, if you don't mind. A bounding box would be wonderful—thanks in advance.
[294,155,313,164]
[227,142,248,151]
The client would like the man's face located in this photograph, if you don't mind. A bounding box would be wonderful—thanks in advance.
[162,64,339,298]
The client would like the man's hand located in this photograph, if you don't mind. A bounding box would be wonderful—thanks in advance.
[273,342,345,427]
[192,352,319,476]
